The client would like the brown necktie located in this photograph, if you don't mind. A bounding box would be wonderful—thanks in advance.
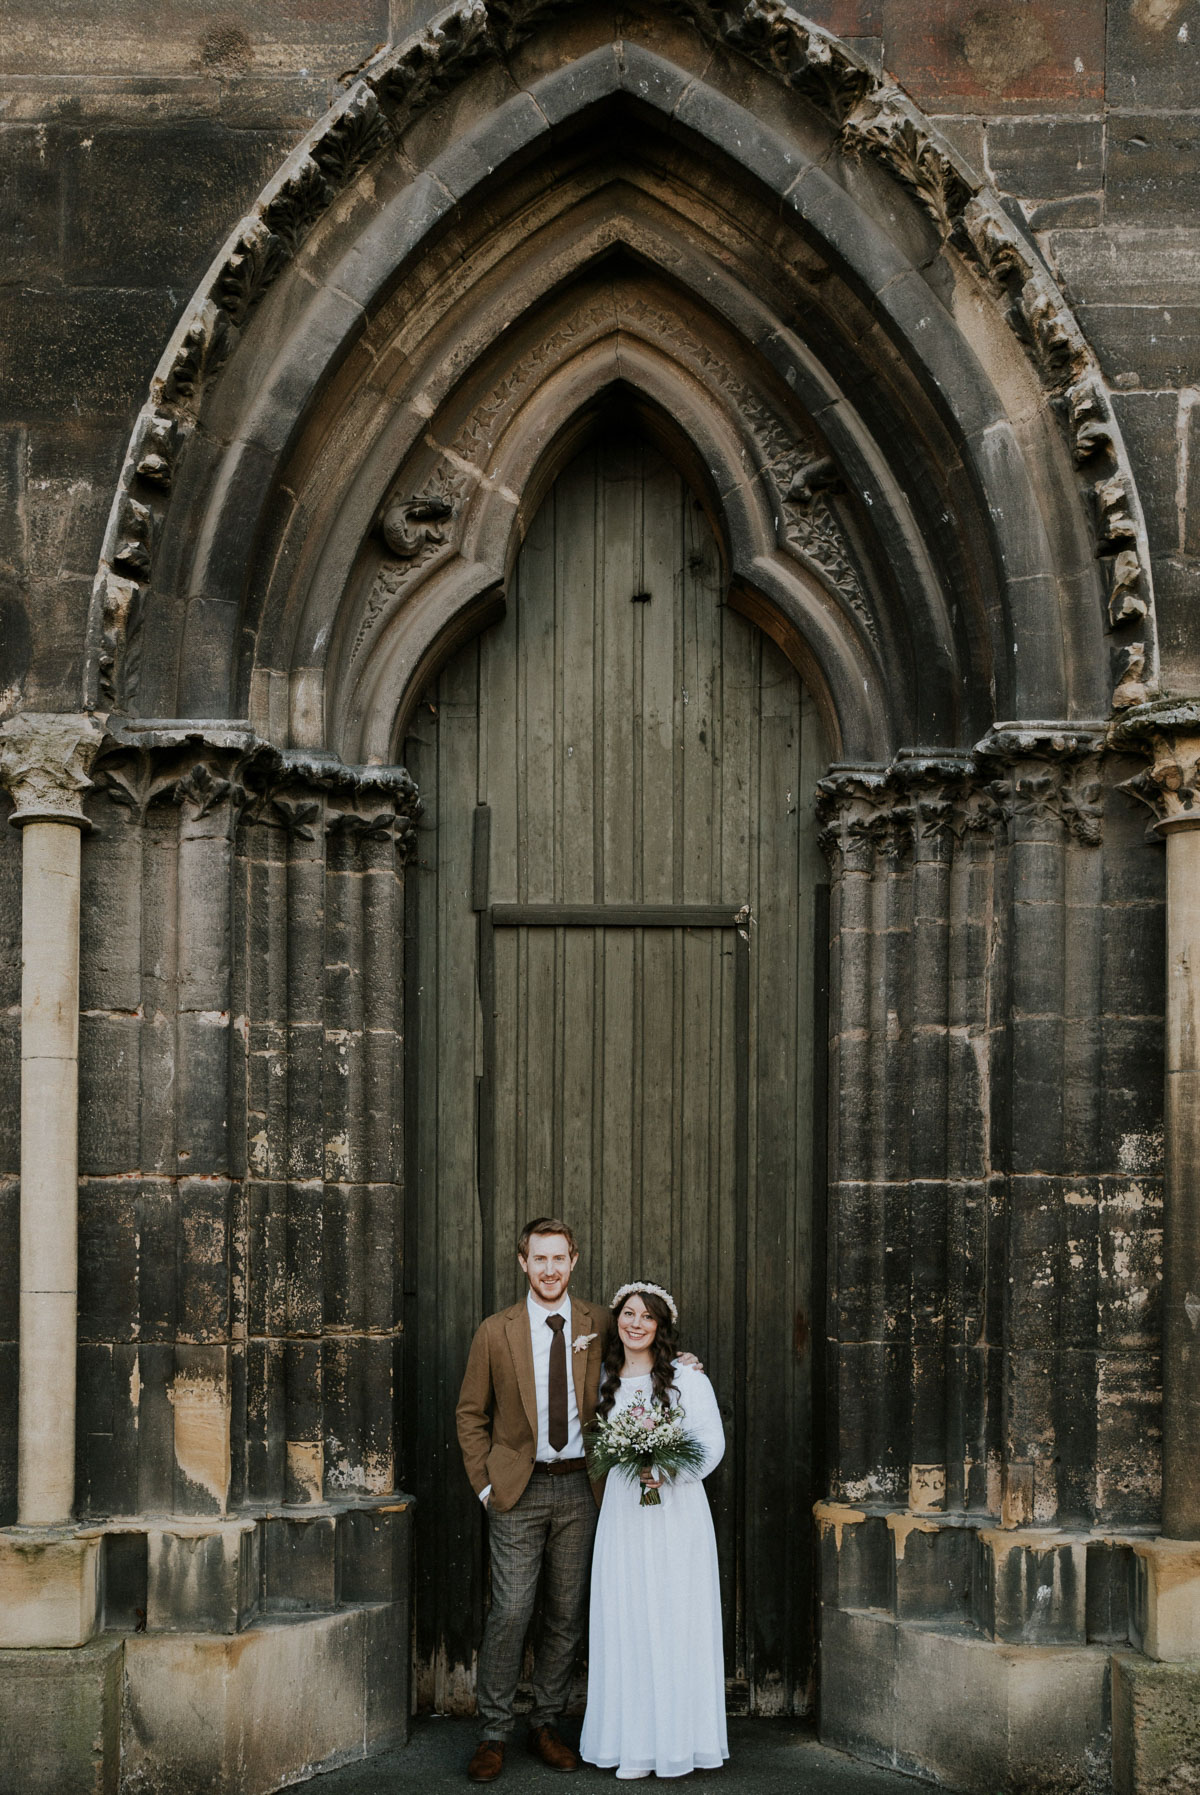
[547,1314,568,1452]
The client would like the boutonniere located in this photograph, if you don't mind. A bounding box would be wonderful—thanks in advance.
[573,1332,598,1353]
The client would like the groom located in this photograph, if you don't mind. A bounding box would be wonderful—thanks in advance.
[456,1218,611,1781]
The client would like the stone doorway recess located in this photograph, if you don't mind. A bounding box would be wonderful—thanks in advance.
[402,424,828,1716]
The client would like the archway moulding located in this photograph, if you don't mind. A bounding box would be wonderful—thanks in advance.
[334,310,914,765]
[85,0,1157,763]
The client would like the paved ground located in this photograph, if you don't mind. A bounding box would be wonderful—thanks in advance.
[309,1718,930,1794]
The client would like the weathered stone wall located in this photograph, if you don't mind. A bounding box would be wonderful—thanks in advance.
[62,734,417,1528]
[0,3,396,718]
[0,803,17,1522]
[819,741,1166,1532]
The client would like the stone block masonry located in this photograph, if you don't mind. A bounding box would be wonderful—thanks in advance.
[63,730,420,1524]
[0,722,419,1790]
[1113,1653,1200,1795]
[818,736,1166,1536]
[0,1638,123,1795]
[0,1503,413,1795]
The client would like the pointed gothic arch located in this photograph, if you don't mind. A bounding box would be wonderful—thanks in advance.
[87,1,1155,763]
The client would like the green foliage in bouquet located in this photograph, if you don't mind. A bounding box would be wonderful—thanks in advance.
[586,1395,707,1506]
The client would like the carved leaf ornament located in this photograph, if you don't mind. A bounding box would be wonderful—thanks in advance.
[1112,700,1200,830]
[93,737,425,857]
[815,733,1108,857]
[90,0,1155,717]
[173,759,246,818]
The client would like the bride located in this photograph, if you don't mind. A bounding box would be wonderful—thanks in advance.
[579,1282,728,1780]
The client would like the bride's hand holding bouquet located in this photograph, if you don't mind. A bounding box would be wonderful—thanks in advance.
[586,1392,706,1505]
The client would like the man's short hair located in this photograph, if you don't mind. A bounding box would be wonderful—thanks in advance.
[517,1217,578,1259]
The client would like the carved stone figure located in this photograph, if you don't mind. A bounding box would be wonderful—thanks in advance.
[381,494,455,558]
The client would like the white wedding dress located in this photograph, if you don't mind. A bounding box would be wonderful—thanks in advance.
[580,1365,729,1779]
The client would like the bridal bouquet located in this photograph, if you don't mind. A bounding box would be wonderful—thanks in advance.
[586,1397,706,1506]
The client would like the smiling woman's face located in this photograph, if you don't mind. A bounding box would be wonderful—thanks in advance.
[617,1294,657,1354]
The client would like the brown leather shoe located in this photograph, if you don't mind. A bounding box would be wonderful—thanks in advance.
[528,1724,580,1772]
[468,1740,505,1782]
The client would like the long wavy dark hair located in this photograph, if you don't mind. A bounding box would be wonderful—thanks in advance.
[595,1287,681,1419]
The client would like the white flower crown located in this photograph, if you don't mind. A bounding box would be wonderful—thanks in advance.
[610,1281,678,1323]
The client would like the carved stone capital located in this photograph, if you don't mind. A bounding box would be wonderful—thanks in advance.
[974,723,1108,763]
[891,752,980,853]
[0,713,108,828]
[816,752,993,863]
[815,765,897,865]
[1111,698,1200,833]
[92,729,423,853]
[95,725,266,828]
[816,733,1112,858]
[243,747,424,859]
[985,761,1104,845]
[975,725,1106,845]
[312,758,423,861]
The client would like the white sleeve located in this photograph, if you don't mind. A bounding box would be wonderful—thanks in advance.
[479,1484,492,1505]
[672,1368,725,1481]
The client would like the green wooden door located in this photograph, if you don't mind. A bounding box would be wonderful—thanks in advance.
[402,427,828,1717]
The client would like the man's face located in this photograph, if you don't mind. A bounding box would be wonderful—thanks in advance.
[519,1232,578,1307]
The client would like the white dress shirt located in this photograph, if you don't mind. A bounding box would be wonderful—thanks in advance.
[479,1290,585,1505]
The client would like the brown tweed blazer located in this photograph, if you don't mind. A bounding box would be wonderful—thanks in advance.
[456,1296,614,1512]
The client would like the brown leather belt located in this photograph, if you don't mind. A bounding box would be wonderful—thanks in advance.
[532,1457,588,1475]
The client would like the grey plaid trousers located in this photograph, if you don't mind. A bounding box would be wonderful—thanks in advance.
[476,1469,598,1738]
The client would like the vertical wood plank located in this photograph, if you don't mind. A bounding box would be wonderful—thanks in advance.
[639,929,676,1275]
[600,440,637,904]
[681,489,723,905]
[638,450,680,906]
[491,927,520,1309]
[523,927,557,1204]
[600,927,635,1298]
[556,451,598,906]
[484,548,519,907]
[559,927,596,1227]
[519,487,557,906]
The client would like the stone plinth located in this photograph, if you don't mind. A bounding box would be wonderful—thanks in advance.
[0,1529,102,1648]
[0,1638,122,1795]
[0,1501,412,1795]
[122,1603,409,1795]
[1131,1538,1200,1662]
[145,1519,261,1635]
[1113,1652,1200,1795]
[821,1606,1112,1795]
[816,1503,1130,1789]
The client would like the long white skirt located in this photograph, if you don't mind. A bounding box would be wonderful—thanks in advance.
[579,1460,728,1778]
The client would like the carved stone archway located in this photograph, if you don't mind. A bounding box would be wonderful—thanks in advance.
[86,0,1155,747]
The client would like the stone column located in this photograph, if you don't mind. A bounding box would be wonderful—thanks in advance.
[0,712,105,1526]
[1116,700,1200,1539]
